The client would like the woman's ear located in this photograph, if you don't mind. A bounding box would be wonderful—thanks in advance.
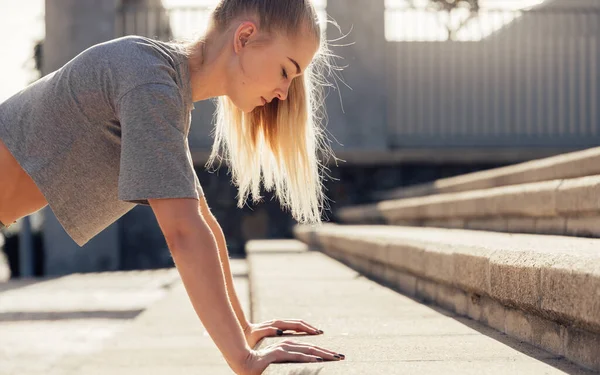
[234,21,258,53]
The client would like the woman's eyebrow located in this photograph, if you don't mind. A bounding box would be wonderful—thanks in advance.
[288,57,301,74]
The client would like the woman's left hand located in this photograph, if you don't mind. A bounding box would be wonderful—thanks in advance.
[243,319,324,348]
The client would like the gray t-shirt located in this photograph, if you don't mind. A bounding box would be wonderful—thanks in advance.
[0,35,204,247]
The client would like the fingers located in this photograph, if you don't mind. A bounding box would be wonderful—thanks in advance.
[285,319,320,332]
[273,319,322,335]
[278,340,344,362]
[269,347,324,363]
[280,339,342,358]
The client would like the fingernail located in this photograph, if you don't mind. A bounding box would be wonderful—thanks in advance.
[276,329,283,336]
[334,354,341,359]
[316,357,324,362]
[318,329,324,334]
[338,353,345,359]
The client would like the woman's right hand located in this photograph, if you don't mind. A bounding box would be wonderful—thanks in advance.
[236,339,345,375]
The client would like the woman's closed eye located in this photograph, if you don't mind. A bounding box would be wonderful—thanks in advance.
[281,67,288,80]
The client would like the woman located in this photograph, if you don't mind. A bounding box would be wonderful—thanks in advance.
[0,0,345,373]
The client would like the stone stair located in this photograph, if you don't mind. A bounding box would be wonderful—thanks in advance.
[286,146,600,373]
[338,147,600,239]
[246,238,596,374]
[339,174,600,238]
[373,146,600,200]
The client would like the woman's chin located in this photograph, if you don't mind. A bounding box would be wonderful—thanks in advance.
[231,100,257,114]
[242,104,259,114]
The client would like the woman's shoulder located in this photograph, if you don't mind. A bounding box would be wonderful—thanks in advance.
[94,36,186,96]
[100,35,182,70]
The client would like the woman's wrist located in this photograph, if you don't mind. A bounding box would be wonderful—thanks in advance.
[242,322,253,335]
[225,345,255,373]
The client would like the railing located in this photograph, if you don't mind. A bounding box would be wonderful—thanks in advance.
[386,6,600,147]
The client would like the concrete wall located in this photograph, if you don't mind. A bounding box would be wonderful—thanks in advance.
[43,0,120,74]
[324,0,387,150]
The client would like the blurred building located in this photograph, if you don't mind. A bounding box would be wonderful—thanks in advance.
[15,0,597,276]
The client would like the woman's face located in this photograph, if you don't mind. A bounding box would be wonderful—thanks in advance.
[228,21,319,113]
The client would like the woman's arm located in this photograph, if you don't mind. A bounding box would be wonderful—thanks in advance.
[149,197,251,372]
[199,196,252,334]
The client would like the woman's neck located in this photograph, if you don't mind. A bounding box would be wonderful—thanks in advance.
[187,32,230,103]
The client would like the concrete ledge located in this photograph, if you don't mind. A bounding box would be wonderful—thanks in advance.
[246,238,595,374]
[375,147,600,200]
[293,223,600,372]
[338,175,600,238]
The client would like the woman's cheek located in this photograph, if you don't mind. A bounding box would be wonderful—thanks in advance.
[252,57,272,83]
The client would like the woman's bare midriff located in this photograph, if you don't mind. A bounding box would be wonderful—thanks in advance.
[0,137,48,225]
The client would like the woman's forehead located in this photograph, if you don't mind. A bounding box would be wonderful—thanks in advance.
[275,32,319,68]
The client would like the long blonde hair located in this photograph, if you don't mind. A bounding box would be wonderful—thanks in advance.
[182,0,339,224]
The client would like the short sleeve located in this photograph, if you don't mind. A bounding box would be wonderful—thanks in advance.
[116,83,199,206]
[194,169,205,198]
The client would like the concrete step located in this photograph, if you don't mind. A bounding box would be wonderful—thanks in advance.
[375,146,600,201]
[2,258,249,375]
[246,238,597,374]
[291,224,600,372]
[339,175,600,238]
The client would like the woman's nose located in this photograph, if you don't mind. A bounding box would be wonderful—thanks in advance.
[275,85,289,101]
[274,91,287,101]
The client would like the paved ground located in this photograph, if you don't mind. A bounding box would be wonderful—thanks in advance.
[0,267,181,374]
[0,259,250,375]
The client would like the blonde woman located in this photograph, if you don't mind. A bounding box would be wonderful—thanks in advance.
[0,0,344,373]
